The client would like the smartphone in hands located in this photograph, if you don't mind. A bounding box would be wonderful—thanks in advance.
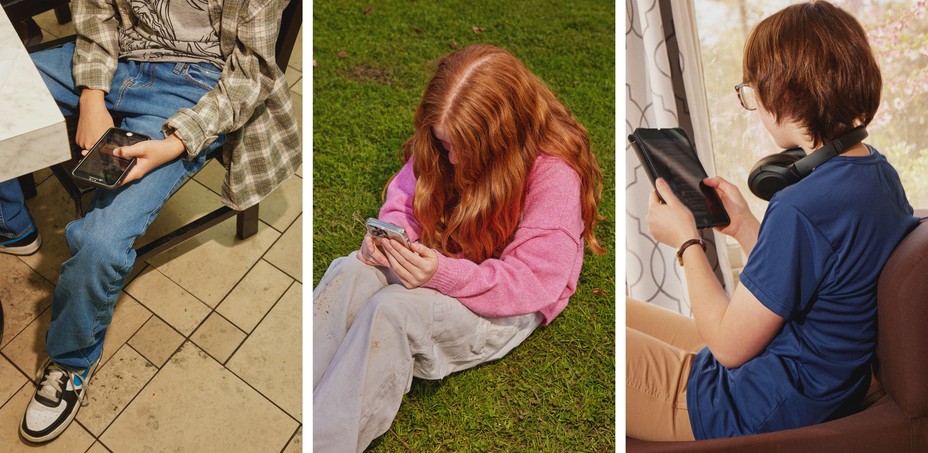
[71,127,149,190]
[366,218,411,248]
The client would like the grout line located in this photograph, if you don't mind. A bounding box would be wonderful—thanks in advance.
[221,279,294,363]
[86,341,162,446]
[1,304,53,383]
[280,422,302,453]
[0,379,28,415]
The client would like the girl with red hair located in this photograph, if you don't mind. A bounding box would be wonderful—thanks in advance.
[313,44,604,451]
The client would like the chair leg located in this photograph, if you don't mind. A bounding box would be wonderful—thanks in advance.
[236,204,259,239]
[53,4,71,24]
[17,173,37,200]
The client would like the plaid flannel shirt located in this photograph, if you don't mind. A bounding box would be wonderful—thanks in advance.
[71,0,301,210]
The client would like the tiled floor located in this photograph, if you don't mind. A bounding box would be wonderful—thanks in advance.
[0,12,303,452]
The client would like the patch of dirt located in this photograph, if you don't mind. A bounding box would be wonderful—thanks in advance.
[345,65,394,85]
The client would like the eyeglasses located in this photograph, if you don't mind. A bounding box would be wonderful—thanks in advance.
[735,83,758,111]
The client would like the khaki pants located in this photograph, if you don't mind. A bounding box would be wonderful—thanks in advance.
[626,297,705,441]
[313,252,542,453]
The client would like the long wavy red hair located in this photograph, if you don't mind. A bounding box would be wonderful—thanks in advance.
[401,44,604,263]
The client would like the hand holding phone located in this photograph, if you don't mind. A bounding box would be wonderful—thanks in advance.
[366,218,412,248]
[358,218,411,268]
[71,127,149,190]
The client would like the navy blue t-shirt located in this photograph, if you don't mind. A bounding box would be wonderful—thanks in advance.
[687,148,918,439]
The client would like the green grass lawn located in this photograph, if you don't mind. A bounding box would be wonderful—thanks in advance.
[313,1,615,450]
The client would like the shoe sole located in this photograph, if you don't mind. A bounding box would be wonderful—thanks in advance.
[0,234,41,256]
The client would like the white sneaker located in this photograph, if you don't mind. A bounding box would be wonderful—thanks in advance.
[20,358,98,443]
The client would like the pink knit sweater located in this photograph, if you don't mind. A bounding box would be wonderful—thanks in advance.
[378,154,586,325]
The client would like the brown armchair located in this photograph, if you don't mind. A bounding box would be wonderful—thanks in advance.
[627,217,928,452]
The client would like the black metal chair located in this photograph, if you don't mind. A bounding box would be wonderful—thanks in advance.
[9,0,301,272]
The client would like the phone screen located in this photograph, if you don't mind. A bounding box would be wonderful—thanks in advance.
[72,129,147,187]
[630,128,730,228]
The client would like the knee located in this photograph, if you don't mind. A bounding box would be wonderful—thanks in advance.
[362,286,416,329]
[65,221,133,273]
[329,252,386,283]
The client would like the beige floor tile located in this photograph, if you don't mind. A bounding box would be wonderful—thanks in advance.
[127,316,184,368]
[99,293,151,367]
[295,163,302,178]
[264,215,302,282]
[2,308,51,378]
[192,162,301,233]
[292,92,303,137]
[124,268,211,336]
[31,168,53,185]
[87,442,112,453]
[227,282,302,420]
[191,159,224,195]
[34,9,76,40]
[0,355,28,409]
[0,384,95,452]
[216,259,293,333]
[19,171,79,285]
[100,342,298,452]
[191,313,246,363]
[146,216,281,308]
[260,175,302,233]
[135,178,224,251]
[77,346,157,436]
[291,77,302,96]
[2,293,149,378]
[283,426,302,453]
[0,254,54,348]
[289,28,303,71]
[285,66,301,89]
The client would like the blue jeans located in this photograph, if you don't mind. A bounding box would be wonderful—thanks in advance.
[0,179,35,241]
[30,42,225,370]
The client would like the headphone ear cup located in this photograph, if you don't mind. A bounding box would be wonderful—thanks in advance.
[748,152,802,201]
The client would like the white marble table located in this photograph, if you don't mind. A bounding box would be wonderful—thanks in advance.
[0,6,69,181]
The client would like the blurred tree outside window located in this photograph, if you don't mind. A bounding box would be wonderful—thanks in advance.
[694,0,928,222]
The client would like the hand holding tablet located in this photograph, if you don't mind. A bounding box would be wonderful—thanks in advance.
[629,127,730,229]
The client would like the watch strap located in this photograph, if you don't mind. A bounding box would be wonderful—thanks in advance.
[676,238,707,265]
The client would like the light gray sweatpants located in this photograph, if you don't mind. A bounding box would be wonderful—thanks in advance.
[313,252,542,453]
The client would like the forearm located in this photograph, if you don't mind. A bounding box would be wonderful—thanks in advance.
[79,89,106,110]
[680,245,732,356]
[734,220,760,256]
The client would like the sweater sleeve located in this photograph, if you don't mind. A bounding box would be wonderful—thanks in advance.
[422,156,585,319]
[377,160,422,242]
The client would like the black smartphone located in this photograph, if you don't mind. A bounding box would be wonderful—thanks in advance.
[71,128,149,190]
[629,127,730,229]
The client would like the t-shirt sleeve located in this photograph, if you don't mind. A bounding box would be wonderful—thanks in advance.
[739,201,837,320]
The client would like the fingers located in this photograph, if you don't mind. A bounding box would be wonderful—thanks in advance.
[382,240,431,288]
[654,178,681,206]
[408,241,435,258]
[359,235,389,267]
[113,142,145,159]
[704,176,732,193]
[120,168,143,185]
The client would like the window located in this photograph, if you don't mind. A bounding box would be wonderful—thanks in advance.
[695,0,928,219]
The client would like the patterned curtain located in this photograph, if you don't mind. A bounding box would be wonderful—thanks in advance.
[625,0,733,314]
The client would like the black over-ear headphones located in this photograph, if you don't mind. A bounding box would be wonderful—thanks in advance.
[747,126,868,201]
